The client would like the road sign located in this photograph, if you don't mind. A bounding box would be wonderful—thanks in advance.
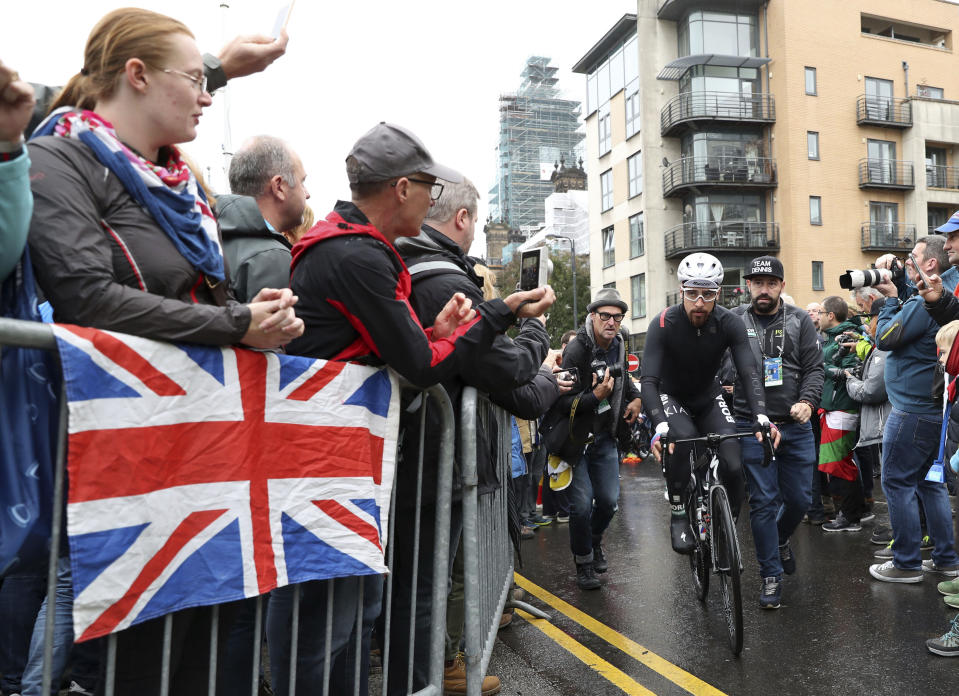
[627,354,640,373]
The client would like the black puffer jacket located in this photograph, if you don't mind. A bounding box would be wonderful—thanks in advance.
[394,225,553,504]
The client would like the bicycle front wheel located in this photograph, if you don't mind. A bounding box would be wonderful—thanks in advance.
[711,485,743,656]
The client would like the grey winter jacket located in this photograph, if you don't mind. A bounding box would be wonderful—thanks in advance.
[217,194,292,303]
[844,347,890,447]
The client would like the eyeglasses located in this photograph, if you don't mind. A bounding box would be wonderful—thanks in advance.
[162,68,208,94]
[393,177,444,202]
[682,288,719,303]
[597,312,625,323]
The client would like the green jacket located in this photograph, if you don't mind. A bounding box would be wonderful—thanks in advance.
[821,320,861,412]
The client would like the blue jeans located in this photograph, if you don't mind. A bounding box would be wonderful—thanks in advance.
[0,571,46,695]
[568,433,620,563]
[21,557,74,696]
[740,420,816,578]
[881,408,959,570]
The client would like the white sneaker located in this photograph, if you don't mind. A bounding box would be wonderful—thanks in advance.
[68,682,94,696]
[922,559,959,576]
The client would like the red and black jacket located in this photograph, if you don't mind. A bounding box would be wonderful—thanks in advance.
[288,201,514,387]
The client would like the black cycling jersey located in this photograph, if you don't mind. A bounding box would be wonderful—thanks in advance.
[640,303,766,427]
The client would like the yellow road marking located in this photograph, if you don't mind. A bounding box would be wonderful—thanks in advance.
[514,573,728,696]
[514,609,656,696]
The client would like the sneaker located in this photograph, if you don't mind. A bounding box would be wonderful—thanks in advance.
[803,513,825,526]
[670,506,695,554]
[759,576,782,609]
[443,653,501,695]
[556,514,570,523]
[520,525,535,540]
[922,535,935,551]
[946,594,959,609]
[576,562,601,590]
[498,612,513,630]
[822,512,862,532]
[869,560,923,583]
[926,615,959,657]
[939,578,959,596]
[779,541,796,575]
[870,525,892,545]
[875,541,894,559]
[593,545,608,574]
[528,514,552,526]
[860,510,876,524]
[923,559,959,576]
[68,683,94,696]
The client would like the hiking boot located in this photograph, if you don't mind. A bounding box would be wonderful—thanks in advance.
[576,562,601,590]
[875,540,894,559]
[759,576,782,609]
[779,541,796,575]
[923,559,959,576]
[869,560,923,583]
[922,535,935,551]
[822,512,861,532]
[939,578,959,596]
[870,525,892,545]
[593,545,608,574]
[926,615,959,657]
[670,506,695,554]
[443,653,501,695]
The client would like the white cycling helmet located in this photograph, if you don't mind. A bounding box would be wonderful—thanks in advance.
[677,252,724,289]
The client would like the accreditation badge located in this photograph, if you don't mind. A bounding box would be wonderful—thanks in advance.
[764,357,783,387]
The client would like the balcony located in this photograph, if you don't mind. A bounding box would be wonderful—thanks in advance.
[666,285,750,310]
[662,156,777,198]
[860,222,916,252]
[657,0,764,20]
[856,95,912,128]
[858,159,914,189]
[663,220,780,259]
[660,91,775,136]
[927,165,959,190]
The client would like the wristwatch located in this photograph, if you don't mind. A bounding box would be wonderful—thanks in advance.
[0,136,24,161]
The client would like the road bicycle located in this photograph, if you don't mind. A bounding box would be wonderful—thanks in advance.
[664,427,773,656]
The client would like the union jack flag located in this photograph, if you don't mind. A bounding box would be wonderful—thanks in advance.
[51,325,399,642]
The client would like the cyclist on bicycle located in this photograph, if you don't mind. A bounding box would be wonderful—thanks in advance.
[642,252,779,554]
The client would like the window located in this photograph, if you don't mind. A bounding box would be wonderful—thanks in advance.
[598,109,611,155]
[809,196,822,225]
[918,84,944,99]
[631,274,647,319]
[807,131,819,160]
[625,89,641,138]
[628,153,643,198]
[805,67,817,95]
[601,169,613,211]
[869,201,898,246]
[602,226,615,267]
[629,213,645,258]
[603,281,616,289]
[812,261,824,291]
[678,11,758,58]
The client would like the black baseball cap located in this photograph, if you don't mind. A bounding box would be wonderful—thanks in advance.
[346,122,463,184]
[743,255,784,280]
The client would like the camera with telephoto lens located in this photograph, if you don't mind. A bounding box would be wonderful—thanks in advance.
[591,359,623,382]
[838,259,904,290]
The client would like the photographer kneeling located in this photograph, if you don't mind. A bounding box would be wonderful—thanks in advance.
[543,288,641,590]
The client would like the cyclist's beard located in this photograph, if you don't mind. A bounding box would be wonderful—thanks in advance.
[752,294,778,314]
[688,307,710,326]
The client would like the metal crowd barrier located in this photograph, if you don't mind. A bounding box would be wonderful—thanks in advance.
[0,317,455,696]
[459,387,549,696]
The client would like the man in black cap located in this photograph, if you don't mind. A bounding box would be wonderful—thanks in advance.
[547,287,643,589]
[273,123,554,695]
[722,255,823,609]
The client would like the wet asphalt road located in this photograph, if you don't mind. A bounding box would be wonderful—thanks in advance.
[497,461,959,695]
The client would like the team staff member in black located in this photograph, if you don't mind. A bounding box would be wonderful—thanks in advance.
[721,256,823,609]
[275,123,554,696]
[643,253,777,555]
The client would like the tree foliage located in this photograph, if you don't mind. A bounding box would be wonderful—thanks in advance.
[497,249,592,348]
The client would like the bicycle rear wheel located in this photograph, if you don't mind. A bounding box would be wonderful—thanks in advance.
[711,485,743,656]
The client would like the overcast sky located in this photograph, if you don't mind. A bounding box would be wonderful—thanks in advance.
[7,1,633,254]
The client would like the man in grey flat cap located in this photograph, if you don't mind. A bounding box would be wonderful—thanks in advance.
[274,123,553,695]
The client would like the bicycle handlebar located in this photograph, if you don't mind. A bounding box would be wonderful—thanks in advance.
[668,424,776,467]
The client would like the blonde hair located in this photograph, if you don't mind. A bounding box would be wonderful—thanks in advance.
[472,262,499,300]
[936,320,959,352]
[284,205,314,245]
[50,8,193,113]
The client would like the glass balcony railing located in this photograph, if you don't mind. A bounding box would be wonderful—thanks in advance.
[663,220,780,259]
